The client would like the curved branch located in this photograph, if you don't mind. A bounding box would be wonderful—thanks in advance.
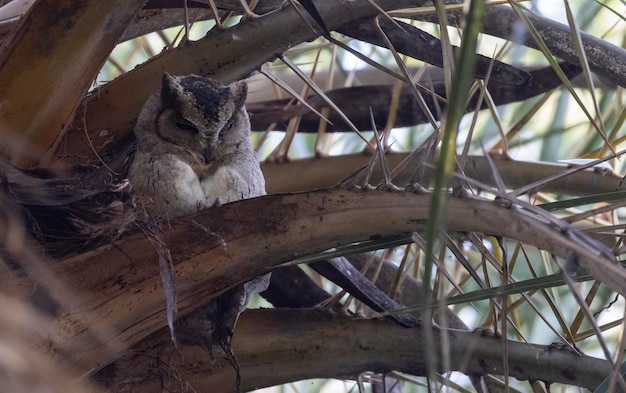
[413,3,626,87]
[53,0,418,164]
[97,309,611,392]
[246,65,580,133]
[0,0,146,167]
[4,189,624,374]
[260,153,625,196]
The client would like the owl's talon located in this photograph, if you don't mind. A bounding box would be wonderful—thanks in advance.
[211,197,225,208]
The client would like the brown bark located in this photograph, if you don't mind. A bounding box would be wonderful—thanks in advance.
[4,189,624,374]
[53,0,419,165]
[0,0,147,167]
[96,309,611,392]
[245,64,579,133]
[413,3,626,88]
[260,153,625,196]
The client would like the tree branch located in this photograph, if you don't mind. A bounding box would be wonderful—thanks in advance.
[0,0,147,167]
[53,0,419,165]
[413,2,626,87]
[260,153,625,196]
[96,309,612,392]
[4,189,624,374]
[246,65,579,133]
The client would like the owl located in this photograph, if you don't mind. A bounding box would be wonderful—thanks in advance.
[128,73,269,350]
[129,73,265,216]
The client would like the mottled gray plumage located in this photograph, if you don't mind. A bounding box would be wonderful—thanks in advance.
[128,73,269,350]
[129,73,265,216]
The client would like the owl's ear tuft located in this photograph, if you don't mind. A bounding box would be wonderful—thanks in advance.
[162,72,175,83]
[161,73,184,109]
[228,81,248,111]
[161,73,178,92]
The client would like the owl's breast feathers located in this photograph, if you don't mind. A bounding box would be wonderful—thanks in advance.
[199,161,266,206]
[130,149,265,217]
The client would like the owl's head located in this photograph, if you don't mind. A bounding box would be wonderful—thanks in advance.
[139,73,251,162]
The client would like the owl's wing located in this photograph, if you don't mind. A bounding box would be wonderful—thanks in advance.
[131,156,205,217]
